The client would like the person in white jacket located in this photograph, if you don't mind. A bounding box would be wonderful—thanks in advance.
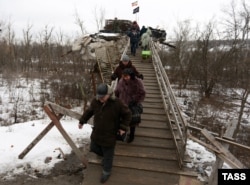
[141,28,152,50]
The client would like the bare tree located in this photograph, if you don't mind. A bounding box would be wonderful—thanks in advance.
[21,23,33,73]
[93,6,105,32]
[36,25,54,73]
[4,19,16,72]
[74,9,86,36]
[222,0,250,140]
[170,20,195,88]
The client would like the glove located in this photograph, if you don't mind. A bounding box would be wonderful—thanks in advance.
[111,73,117,80]
[79,117,86,125]
[116,130,128,142]
[138,74,144,80]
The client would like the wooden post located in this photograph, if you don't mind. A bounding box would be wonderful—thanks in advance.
[201,129,244,168]
[206,121,244,185]
[43,105,88,167]
[18,114,63,159]
[45,101,82,120]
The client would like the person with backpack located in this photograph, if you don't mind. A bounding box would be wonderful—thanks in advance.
[115,68,146,143]
[78,83,131,183]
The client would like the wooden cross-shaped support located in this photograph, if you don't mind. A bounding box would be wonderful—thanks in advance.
[18,114,63,159]
[18,103,88,168]
[43,105,88,167]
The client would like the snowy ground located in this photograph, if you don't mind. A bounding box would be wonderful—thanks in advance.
[0,77,244,182]
[0,118,218,181]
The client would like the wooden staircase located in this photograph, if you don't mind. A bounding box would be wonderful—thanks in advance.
[82,48,199,185]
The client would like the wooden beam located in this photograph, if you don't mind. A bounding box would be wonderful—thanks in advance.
[45,101,82,120]
[201,129,244,169]
[18,114,63,159]
[208,120,237,185]
[188,134,221,154]
[188,125,250,151]
[215,137,250,151]
[188,125,235,141]
[43,105,88,167]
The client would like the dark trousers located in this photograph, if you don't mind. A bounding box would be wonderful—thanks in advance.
[130,42,137,55]
[90,140,115,174]
[130,126,136,139]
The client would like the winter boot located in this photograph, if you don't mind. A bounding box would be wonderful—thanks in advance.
[127,126,135,143]
[100,171,111,183]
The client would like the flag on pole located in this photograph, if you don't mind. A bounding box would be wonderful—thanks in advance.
[133,6,139,14]
[132,1,138,7]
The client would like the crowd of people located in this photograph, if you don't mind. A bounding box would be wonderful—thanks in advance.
[77,20,148,184]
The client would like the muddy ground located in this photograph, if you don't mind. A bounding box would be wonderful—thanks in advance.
[0,151,85,185]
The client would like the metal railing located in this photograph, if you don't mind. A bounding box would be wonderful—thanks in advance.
[150,40,188,169]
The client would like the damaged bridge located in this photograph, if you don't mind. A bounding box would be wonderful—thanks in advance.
[18,33,247,185]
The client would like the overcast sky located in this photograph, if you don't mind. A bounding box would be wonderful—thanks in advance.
[0,0,236,39]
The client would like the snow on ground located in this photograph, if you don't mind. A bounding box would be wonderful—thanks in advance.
[0,117,92,179]
[0,118,216,179]
[0,77,233,181]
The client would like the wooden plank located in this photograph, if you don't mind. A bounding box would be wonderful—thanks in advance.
[188,125,235,141]
[115,144,177,160]
[18,114,63,159]
[208,121,237,185]
[145,93,164,98]
[45,101,82,120]
[144,86,160,90]
[179,175,203,185]
[143,89,162,94]
[144,98,164,103]
[135,127,173,139]
[141,114,168,121]
[113,155,180,172]
[142,108,166,115]
[142,102,164,109]
[43,105,88,167]
[215,137,250,151]
[83,164,181,185]
[201,129,244,168]
[87,155,179,172]
[117,136,175,148]
[140,120,169,129]
[188,134,222,154]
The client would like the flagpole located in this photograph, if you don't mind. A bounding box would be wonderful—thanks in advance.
[132,1,139,23]
[137,1,139,23]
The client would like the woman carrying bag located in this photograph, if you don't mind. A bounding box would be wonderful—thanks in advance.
[115,68,146,143]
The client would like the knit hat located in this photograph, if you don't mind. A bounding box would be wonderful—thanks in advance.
[122,54,130,62]
[96,83,113,98]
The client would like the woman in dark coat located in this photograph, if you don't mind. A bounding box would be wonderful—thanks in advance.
[111,54,143,80]
[115,68,146,143]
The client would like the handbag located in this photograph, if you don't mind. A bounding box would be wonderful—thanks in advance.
[129,102,143,124]
[116,131,128,142]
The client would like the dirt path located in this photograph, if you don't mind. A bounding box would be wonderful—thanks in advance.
[0,151,85,185]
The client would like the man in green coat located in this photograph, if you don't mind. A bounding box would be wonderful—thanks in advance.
[78,83,131,183]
